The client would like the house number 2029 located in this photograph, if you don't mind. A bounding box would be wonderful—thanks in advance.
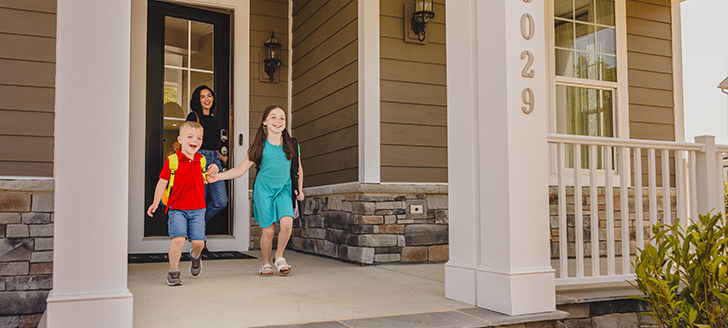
[520,0,535,115]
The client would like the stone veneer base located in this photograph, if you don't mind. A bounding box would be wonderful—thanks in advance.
[0,178,55,327]
[280,182,449,264]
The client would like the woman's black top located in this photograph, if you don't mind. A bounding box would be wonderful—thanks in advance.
[186,112,221,150]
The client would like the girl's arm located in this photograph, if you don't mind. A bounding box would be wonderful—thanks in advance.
[209,153,254,182]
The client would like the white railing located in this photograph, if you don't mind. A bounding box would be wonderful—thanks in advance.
[547,134,727,286]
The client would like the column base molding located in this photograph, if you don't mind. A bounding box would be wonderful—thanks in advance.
[444,262,477,305]
[47,289,133,328]
[477,266,555,315]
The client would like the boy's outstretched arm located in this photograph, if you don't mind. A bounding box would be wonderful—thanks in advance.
[208,153,254,183]
[147,178,168,217]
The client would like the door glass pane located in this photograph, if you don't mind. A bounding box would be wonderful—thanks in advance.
[163,68,188,153]
[190,20,214,71]
[165,17,189,68]
[191,71,214,96]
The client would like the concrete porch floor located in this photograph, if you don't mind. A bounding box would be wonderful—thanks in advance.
[128,250,635,327]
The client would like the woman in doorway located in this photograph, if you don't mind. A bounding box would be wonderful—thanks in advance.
[188,85,228,223]
[207,105,304,276]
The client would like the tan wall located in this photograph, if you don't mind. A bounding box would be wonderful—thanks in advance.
[0,1,56,176]
[379,0,447,183]
[626,0,675,141]
[291,0,359,187]
[249,0,290,186]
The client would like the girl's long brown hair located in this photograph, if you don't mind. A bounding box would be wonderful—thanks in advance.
[249,105,295,169]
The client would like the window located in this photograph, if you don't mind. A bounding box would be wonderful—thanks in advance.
[553,0,618,138]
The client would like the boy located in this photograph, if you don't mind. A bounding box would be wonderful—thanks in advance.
[147,121,216,286]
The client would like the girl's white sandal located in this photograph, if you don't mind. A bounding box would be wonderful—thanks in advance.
[274,257,292,275]
[259,264,273,276]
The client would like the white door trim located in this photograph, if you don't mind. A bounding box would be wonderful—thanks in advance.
[128,0,250,253]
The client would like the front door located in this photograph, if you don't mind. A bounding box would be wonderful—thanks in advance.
[144,1,234,248]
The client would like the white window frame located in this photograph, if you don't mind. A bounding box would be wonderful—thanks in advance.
[546,0,630,185]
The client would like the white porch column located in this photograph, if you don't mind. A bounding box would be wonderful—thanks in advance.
[445,0,555,315]
[358,0,381,183]
[694,136,724,216]
[47,0,133,327]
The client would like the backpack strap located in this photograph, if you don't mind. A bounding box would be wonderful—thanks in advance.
[200,154,207,184]
[162,154,179,211]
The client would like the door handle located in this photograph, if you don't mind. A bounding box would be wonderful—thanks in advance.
[239,133,243,146]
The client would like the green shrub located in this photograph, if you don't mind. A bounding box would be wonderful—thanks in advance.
[630,212,728,327]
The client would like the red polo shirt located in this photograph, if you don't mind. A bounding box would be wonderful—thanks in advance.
[159,150,206,211]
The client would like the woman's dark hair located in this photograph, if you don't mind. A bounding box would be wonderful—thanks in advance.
[190,85,215,116]
[249,105,295,169]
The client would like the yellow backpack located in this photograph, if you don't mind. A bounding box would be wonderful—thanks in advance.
[161,153,207,208]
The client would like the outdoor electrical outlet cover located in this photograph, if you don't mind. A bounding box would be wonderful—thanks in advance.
[405,199,427,219]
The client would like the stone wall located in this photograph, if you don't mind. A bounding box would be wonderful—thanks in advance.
[0,179,54,328]
[281,183,448,264]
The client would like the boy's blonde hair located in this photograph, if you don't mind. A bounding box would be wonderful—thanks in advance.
[179,121,203,134]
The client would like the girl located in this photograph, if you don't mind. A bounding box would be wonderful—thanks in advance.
[188,85,228,222]
[207,105,304,275]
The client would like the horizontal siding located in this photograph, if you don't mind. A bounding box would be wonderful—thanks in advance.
[626,0,675,142]
[379,0,447,183]
[0,1,55,177]
[248,0,290,186]
[292,0,358,187]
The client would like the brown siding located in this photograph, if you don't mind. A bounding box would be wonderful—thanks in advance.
[379,0,447,183]
[626,0,675,141]
[291,0,359,187]
[249,0,290,186]
[0,1,56,177]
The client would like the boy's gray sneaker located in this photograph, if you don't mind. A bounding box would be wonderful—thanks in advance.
[189,250,202,276]
[166,270,182,286]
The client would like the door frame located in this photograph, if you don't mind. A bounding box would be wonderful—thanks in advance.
[129,0,250,253]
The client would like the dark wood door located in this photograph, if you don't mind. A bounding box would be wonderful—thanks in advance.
[145,0,232,237]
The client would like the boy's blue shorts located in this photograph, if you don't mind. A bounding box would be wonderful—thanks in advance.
[168,209,206,241]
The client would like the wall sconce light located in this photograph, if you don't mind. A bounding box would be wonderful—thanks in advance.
[410,0,434,42]
[263,31,281,83]
[718,76,728,94]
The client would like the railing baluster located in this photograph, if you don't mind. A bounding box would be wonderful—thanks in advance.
[619,147,630,274]
[676,151,686,228]
[648,148,657,241]
[689,151,698,222]
[557,143,567,278]
[605,146,615,276]
[574,145,584,277]
[662,149,671,225]
[589,145,599,277]
[634,148,644,251]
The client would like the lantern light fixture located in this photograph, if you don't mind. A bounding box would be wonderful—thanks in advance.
[263,31,281,82]
[411,0,435,42]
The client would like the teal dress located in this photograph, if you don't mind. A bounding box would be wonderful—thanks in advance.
[253,139,299,228]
